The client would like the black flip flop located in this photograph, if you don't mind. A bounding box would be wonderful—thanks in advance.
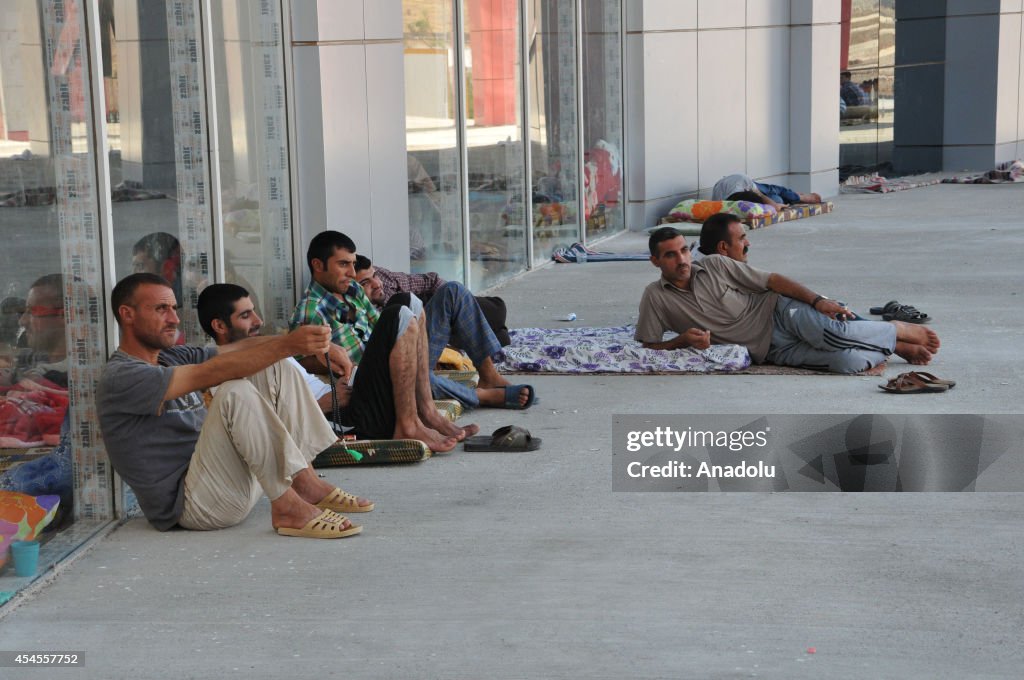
[882,304,929,324]
[870,300,930,323]
[464,425,542,452]
[869,300,900,315]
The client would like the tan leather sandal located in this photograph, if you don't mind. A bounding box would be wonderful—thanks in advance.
[316,487,374,513]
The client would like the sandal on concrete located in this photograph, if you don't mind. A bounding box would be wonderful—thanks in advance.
[879,372,949,394]
[905,370,956,389]
[464,425,542,452]
[869,300,901,315]
[316,487,374,513]
[882,304,929,323]
[276,509,362,538]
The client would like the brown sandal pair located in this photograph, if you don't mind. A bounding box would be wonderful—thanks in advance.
[879,371,956,394]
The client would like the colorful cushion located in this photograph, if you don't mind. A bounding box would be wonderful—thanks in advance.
[0,491,60,542]
[668,199,776,223]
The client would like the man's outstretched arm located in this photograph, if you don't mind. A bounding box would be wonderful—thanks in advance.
[766,273,850,319]
[162,325,331,402]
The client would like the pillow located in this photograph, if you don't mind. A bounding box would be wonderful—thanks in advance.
[0,491,60,542]
[668,199,776,222]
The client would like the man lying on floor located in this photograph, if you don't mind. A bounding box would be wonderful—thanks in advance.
[636,227,940,373]
[711,173,822,212]
[97,273,374,540]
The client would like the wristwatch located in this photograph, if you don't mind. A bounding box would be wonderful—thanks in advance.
[811,295,829,310]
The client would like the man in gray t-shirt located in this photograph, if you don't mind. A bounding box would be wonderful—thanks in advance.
[635,228,942,374]
[96,273,373,539]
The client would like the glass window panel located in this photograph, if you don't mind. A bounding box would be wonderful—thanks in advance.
[581,0,623,239]
[107,0,213,341]
[463,0,526,290]
[209,0,294,334]
[403,0,464,283]
[0,0,112,584]
[840,67,880,177]
[879,0,895,68]
[845,0,880,70]
[528,0,579,265]
[876,66,894,167]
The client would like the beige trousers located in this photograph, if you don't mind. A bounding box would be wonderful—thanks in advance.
[178,360,337,531]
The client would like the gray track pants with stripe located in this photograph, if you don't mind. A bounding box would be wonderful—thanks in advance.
[766,296,896,373]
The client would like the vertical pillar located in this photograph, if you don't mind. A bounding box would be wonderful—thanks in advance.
[788,0,840,196]
[289,0,410,274]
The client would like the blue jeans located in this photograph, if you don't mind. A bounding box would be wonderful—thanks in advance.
[755,182,801,204]
[406,282,504,409]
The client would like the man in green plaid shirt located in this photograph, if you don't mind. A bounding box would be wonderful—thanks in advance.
[291,231,476,449]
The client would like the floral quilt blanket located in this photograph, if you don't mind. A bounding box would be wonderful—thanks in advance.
[495,325,751,374]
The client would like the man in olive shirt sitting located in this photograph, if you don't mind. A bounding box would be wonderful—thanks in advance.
[635,227,940,373]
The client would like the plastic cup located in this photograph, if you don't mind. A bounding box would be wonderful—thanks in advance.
[10,540,40,577]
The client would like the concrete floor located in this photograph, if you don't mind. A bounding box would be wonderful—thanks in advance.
[1,184,1023,679]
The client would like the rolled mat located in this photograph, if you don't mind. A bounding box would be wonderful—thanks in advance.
[313,439,432,467]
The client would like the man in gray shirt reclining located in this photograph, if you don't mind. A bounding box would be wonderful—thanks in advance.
[635,227,940,373]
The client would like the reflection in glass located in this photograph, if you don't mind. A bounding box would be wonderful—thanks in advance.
[463,0,526,290]
[876,66,894,167]
[209,0,294,333]
[840,67,880,175]
[581,0,624,238]
[0,0,111,569]
[403,0,465,283]
[106,0,213,340]
[845,0,879,70]
[528,0,579,265]
[879,0,895,68]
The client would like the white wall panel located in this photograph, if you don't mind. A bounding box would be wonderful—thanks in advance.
[698,0,745,29]
[745,27,790,178]
[365,43,411,270]
[315,0,364,41]
[698,29,746,189]
[791,0,841,25]
[809,23,839,172]
[1019,12,1024,146]
[747,0,790,27]
[995,12,1021,143]
[363,0,403,41]
[644,32,698,198]
[318,45,372,244]
[643,0,697,31]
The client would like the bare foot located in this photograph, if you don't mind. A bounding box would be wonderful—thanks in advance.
[461,423,480,438]
[799,192,822,203]
[894,341,933,365]
[314,487,374,512]
[291,467,337,503]
[892,321,940,354]
[477,376,511,389]
[395,421,458,452]
[476,385,530,408]
[423,410,471,441]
